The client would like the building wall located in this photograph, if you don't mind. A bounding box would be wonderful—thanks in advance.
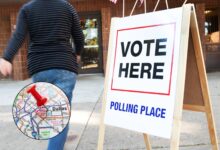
[0,0,219,80]
[0,7,11,79]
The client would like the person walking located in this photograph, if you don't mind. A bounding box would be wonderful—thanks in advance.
[0,0,84,150]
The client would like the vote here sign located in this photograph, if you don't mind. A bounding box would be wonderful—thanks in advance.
[104,7,184,139]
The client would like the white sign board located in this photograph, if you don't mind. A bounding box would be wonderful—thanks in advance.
[104,7,184,139]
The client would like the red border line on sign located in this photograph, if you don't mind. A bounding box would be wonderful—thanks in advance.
[111,23,176,96]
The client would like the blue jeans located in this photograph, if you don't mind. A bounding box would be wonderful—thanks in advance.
[32,69,77,150]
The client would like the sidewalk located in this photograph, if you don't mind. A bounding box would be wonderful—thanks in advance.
[0,72,220,150]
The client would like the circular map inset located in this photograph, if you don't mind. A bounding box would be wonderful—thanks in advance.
[12,82,71,140]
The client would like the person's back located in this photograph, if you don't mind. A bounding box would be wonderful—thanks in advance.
[28,0,73,45]
[3,0,84,76]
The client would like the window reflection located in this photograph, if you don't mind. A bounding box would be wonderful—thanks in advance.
[80,18,99,69]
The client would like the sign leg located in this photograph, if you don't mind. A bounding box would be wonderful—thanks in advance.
[170,4,192,150]
[190,6,219,150]
[97,93,106,150]
[205,106,219,150]
[143,133,151,150]
[170,120,181,150]
[97,123,106,150]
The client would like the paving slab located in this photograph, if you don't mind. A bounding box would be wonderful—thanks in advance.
[0,74,104,105]
[0,79,32,106]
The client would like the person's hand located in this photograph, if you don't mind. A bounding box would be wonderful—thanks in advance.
[0,58,12,77]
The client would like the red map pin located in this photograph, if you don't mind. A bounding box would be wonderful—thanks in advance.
[27,85,47,107]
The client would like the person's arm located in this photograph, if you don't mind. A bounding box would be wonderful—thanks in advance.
[0,6,28,76]
[3,6,28,62]
[71,8,84,56]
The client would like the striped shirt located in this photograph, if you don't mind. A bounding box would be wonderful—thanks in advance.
[3,0,84,76]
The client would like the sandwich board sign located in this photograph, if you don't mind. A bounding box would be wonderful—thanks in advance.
[98,4,218,150]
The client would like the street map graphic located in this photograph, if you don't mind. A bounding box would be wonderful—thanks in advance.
[12,82,71,140]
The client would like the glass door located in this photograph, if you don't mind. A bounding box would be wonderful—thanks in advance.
[79,12,103,74]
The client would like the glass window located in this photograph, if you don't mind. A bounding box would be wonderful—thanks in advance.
[80,18,99,70]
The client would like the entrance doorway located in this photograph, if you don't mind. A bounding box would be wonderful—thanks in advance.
[79,12,103,74]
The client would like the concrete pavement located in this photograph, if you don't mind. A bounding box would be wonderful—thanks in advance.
[0,72,220,150]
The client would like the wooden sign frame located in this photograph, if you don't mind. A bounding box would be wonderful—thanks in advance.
[98,4,219,150]
[181,5,219,150]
